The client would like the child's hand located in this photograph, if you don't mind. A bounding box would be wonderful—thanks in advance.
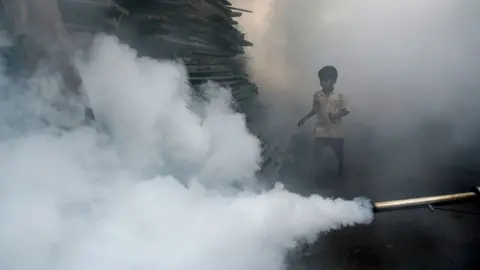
[297,118,306,127]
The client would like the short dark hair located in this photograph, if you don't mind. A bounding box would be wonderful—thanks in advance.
[318,66,338,82]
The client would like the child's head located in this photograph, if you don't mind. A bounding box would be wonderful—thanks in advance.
[318,66,338,91]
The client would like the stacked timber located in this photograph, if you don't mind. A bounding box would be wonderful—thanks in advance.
[57,0,279,177]
[1,0,282,179]
[58,0,129,33]
[57,0,258,108]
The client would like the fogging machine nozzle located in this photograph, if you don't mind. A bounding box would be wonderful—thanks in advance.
[372,186,480,213]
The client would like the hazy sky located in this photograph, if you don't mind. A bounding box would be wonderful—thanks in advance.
[234,0,480,141]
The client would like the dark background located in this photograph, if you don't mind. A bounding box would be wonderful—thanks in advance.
[235,2,480,267]
[278,119,480,270]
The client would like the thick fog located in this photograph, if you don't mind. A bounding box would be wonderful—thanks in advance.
[235,0,480,192]
[0,32,373,270]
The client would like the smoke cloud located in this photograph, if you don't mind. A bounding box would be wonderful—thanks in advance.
[0,33,373,270]
[235,0,480,194]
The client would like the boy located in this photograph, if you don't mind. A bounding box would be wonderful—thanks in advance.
[297,66,350,180]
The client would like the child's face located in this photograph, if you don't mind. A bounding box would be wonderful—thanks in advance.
[320,78,335,91]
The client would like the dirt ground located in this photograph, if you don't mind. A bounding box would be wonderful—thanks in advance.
[277,120,480,270]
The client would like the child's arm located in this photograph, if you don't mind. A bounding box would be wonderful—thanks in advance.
[298,93,319,126]
[298,111,315,126]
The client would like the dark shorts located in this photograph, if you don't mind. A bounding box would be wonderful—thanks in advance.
[312,137,344,180]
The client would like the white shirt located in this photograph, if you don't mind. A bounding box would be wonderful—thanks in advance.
[312,90,349,138]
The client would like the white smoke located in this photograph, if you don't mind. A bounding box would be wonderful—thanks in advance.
[0,34,373,270]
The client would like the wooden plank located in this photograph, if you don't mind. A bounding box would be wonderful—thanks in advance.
[229,6,252,13]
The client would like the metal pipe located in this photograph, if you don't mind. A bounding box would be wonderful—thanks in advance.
[373,186,480,213]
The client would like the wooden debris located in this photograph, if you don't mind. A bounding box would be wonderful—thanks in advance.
[56,0,257,104]
[2,0,282,178]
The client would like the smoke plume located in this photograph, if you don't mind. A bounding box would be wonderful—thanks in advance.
[235,0,480,195]
[0,33,373,270]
